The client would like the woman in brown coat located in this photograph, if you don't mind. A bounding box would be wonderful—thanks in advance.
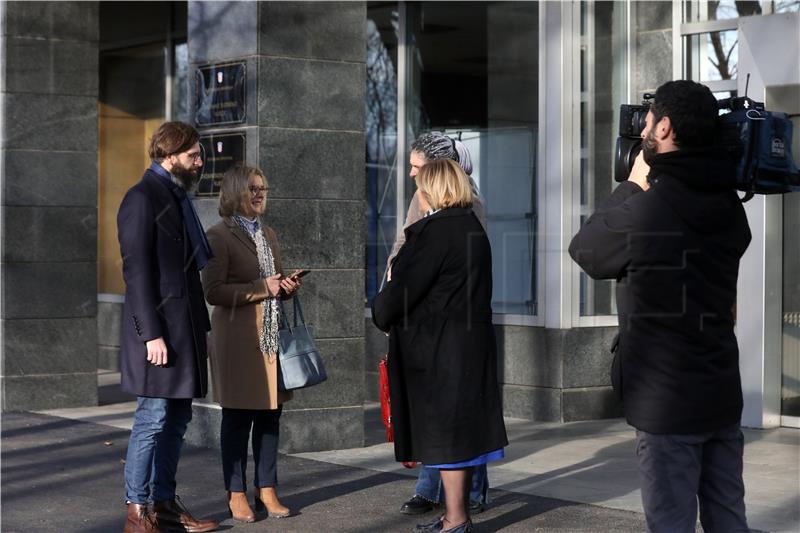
[202,164,302,522]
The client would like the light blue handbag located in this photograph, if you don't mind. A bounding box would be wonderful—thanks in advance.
[277,296,327,391]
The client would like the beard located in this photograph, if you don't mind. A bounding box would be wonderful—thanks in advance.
[641,126,659,165]
[172,160,201,190]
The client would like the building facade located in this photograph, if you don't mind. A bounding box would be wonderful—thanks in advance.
[1,1,798,452]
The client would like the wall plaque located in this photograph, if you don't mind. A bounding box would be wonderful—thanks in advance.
[195,61,246,126]
[197,132,246,197]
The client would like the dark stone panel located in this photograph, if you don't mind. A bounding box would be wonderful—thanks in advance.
[2,262,96,319]
[2,206,97,263]
[495,325,559,388]
[1,317,97,375]
[184,402,221,449]
[501,384,561,422]
[186,403,365,453]
[556,326,618,388]
[284,338,364,409]
[97,301,122,348]
[635,0,673,32]
[365,317,388,370]
[634,30,673,96]
[98,345,120,372]
[258,2,366,63]
[562,387,624,422]
[2,150,97,207]
[3,1,99,41]
[276,269,364,340]
[3,93,98,152]
[1,372,97,411]
[280,405,364,453]
[258,128,365,201]
[4,37,98,96]
[365,369,379,403]
[266,199,365,270]
[257,57,366,131]
[187,0,257,64]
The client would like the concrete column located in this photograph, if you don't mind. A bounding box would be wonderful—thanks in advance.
[1,1,99,410]
[186,1,366,452]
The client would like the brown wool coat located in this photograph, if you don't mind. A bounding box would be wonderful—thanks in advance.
[202,217,292,410]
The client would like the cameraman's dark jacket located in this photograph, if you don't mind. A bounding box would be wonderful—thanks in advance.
[569,149,751,434]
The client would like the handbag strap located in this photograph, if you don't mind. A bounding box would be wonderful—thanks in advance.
[278,295,308,332]
[277,298,292,333]
[292,294,307,327]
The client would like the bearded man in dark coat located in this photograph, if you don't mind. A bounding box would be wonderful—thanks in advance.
[117,121,218,533]
[570,80,752,533]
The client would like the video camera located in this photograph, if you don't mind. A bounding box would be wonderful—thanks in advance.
[614,93,800,200]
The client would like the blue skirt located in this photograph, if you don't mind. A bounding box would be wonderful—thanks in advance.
[426,448,504,469]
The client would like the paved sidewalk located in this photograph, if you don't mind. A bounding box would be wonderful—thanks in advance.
[4,397,799,532]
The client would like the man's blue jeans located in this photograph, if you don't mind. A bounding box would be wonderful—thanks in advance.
[415,464,489,504]
[124,397,193,504]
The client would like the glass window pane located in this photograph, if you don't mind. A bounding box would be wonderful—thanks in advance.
[686,30,739,82]
[402,1,539,315]
[688,0,763,21]
[578,1,627,317]
[773,0,800,13]
[783,190,800,417]
[366,2,399,301]
[172,41,190,123]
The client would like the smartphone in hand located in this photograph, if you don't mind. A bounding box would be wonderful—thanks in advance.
[290,269,311,280]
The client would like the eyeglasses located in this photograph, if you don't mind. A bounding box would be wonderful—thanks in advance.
[248,186,268,195]
[183,151,202,162]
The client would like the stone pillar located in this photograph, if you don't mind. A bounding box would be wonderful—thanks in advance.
[185,1,366,452]
[1,2,99,410]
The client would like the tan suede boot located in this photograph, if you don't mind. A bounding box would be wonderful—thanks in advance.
[227,491,255,523]
[254,486,291,518]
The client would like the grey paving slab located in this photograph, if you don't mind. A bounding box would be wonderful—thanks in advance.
[3,411,648,533]
[30,388,800,533]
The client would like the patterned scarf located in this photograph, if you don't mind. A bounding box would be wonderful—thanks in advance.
[232,215,280,359]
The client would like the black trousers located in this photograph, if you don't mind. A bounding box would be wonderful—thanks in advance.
[635,423,749,533]
[220,405,283,492]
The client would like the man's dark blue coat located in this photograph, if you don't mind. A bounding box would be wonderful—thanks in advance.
[117,169,211,399]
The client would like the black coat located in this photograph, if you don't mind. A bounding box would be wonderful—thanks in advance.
[117,169,211,399]
[569,149,751,434]
[372,207,508,464]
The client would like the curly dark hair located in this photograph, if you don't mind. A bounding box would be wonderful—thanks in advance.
[650,80,719,149]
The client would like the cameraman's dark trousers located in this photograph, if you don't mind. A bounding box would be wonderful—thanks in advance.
[635,423,748,533]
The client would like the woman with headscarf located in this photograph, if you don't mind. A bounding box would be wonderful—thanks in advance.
[374,158,508,533]
[388,133,493,518]
[202,164,302,523]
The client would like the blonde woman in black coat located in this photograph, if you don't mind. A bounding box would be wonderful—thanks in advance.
[372,159,508,533]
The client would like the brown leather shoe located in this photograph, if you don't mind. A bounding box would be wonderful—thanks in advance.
[227,491,255,523]
[124,503,162,533]
[254,486,291,518]
[153,497,219,532]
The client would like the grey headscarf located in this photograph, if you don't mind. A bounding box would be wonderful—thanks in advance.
[410,131,458,162]
[453,139,473,175]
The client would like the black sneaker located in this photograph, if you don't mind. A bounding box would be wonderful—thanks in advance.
[401,495,436,515]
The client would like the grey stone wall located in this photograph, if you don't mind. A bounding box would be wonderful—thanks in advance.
[97,301,122,371]
[633,1,674,96]
[185,1,367,453]
[366,318,622,423]
[1,1,99,410]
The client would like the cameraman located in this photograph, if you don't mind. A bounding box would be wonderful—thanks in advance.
[569,80,752,533]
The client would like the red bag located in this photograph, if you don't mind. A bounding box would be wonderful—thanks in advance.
[379,354,417,469]
[379,354,394,442]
